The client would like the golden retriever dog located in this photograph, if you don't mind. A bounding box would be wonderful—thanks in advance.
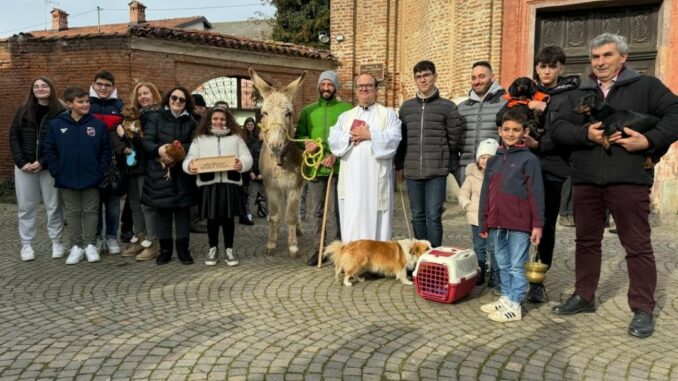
[323,239,432,287]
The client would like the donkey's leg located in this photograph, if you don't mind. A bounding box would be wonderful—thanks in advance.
[266,188,282,256]
[285,186,302,258]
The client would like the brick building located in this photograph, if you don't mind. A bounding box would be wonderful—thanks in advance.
[0,1,335,179]
[330,0,678,216]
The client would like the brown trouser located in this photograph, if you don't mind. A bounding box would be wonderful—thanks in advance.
[573,184,656,313]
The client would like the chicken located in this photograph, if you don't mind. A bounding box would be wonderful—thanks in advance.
[157,140,186,180]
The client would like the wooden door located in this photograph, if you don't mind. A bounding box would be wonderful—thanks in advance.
[535,3,660,79]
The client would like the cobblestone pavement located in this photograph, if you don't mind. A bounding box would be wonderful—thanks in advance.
[1,197,677,381]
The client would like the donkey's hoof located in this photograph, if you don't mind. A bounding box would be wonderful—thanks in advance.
[289,247,299,258]
[265,248,276,256]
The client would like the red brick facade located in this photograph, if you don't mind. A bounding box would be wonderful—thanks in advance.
[0,30,336,178]
[331,0,678,215]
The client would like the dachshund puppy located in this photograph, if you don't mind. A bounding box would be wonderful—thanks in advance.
[504,77,550,140]
[574,93,659,150]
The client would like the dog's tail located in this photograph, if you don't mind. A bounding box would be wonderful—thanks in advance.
[323,240,344,261]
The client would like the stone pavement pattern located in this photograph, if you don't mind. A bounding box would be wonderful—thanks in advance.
[1,199,677,381]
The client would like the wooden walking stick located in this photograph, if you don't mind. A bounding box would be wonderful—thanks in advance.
[317,170,334,268]
[399,181,413,240]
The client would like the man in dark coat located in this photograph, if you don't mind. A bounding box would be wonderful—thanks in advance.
[521,46,580,303]
[550,33,678,339]
[395,60,460,248]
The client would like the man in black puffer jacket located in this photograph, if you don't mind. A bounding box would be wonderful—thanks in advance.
[395,60,460,248]
[519,46,580,304]
[550,33,678,339]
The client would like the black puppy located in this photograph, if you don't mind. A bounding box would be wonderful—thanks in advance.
[504,77,549,140]
[574,93,659,150]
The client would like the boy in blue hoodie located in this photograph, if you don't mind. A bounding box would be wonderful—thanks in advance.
[43,87,111,264]
[478,108,545,322]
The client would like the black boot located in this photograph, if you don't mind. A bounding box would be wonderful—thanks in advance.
[527,282,547,303]
[487,267,495,288]
[476,262,487,285]
[156,238,173,265]
[307,250,320,267]
[175,238,194,265]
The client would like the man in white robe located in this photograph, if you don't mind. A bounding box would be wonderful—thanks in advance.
[328,74,402,242]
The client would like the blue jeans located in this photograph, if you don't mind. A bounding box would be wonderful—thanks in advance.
[491,228,530,303]
[407,176,447,247]
[96,195,120,239]
[470,225,495,266]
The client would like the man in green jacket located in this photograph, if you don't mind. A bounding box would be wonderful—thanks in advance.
[296,70,352,266]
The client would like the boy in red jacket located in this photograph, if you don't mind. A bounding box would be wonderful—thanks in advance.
[478,108,545,322]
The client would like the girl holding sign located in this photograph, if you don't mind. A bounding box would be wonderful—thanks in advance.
[183,107,252,266]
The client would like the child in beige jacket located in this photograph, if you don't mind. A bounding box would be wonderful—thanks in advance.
[459,138,498,286]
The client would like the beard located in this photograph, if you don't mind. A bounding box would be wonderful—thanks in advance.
[319,89,336,100]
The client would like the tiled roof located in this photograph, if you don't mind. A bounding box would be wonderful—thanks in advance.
[130,26,336,61]
[11,24,336,62]
[27,17,210,38]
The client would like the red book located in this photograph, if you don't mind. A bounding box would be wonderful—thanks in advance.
[351,119,365,131]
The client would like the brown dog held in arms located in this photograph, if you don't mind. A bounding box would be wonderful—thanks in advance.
[323,239,432,287]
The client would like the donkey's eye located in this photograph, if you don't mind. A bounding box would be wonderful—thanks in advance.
[285,111,292,118]
[262,111,268,116]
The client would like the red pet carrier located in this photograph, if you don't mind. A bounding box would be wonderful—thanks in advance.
[413,247,478,303]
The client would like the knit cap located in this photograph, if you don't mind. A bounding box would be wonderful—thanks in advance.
[476,139,499,161]
[318,70,340,89]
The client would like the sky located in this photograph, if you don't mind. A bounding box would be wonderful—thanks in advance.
[0,0,276,38]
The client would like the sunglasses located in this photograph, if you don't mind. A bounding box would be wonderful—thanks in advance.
[170,95,186,104]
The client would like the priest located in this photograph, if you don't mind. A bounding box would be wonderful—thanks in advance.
[328,73,402,242]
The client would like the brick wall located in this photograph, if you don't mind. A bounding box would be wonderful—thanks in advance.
[0,36,327,178]
[331,0,504,106]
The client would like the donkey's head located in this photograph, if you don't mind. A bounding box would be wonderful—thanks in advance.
[249,68,306,163]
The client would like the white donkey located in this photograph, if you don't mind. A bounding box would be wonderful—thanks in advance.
[249,68,306,257]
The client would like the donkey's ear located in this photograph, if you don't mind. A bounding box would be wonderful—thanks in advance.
[249,68,273,98]
[283,71,306,101]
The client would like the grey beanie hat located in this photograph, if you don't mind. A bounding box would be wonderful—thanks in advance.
[318,70,340,89]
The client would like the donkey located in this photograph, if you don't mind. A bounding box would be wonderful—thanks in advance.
[249,68,306,257]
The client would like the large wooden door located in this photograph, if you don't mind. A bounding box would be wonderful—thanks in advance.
[535,3,660,79]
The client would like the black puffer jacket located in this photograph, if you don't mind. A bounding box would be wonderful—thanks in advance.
[395,89,460,179]
[457,81,506,168]
[551,67,678,186]
[9,104,64,169]
[535,75,580,180]
[141,108,197,209]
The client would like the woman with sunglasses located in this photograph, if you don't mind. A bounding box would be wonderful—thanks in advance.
[117,82,163,261]
[141,87,197,265]
[9,77,66,261]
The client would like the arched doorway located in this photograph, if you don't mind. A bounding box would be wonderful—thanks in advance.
[193,76,261,124]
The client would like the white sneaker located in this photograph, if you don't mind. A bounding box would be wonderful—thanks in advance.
[106,238,121,254]
[96,238,106,254]
[52,242,65,258]
[85,244,100,262]
[205,247,218,266]
[66,246,84,264]
[488,300,522,322]
[224,248,239,266]
[21,245,35,261]
[480,296,509,314]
